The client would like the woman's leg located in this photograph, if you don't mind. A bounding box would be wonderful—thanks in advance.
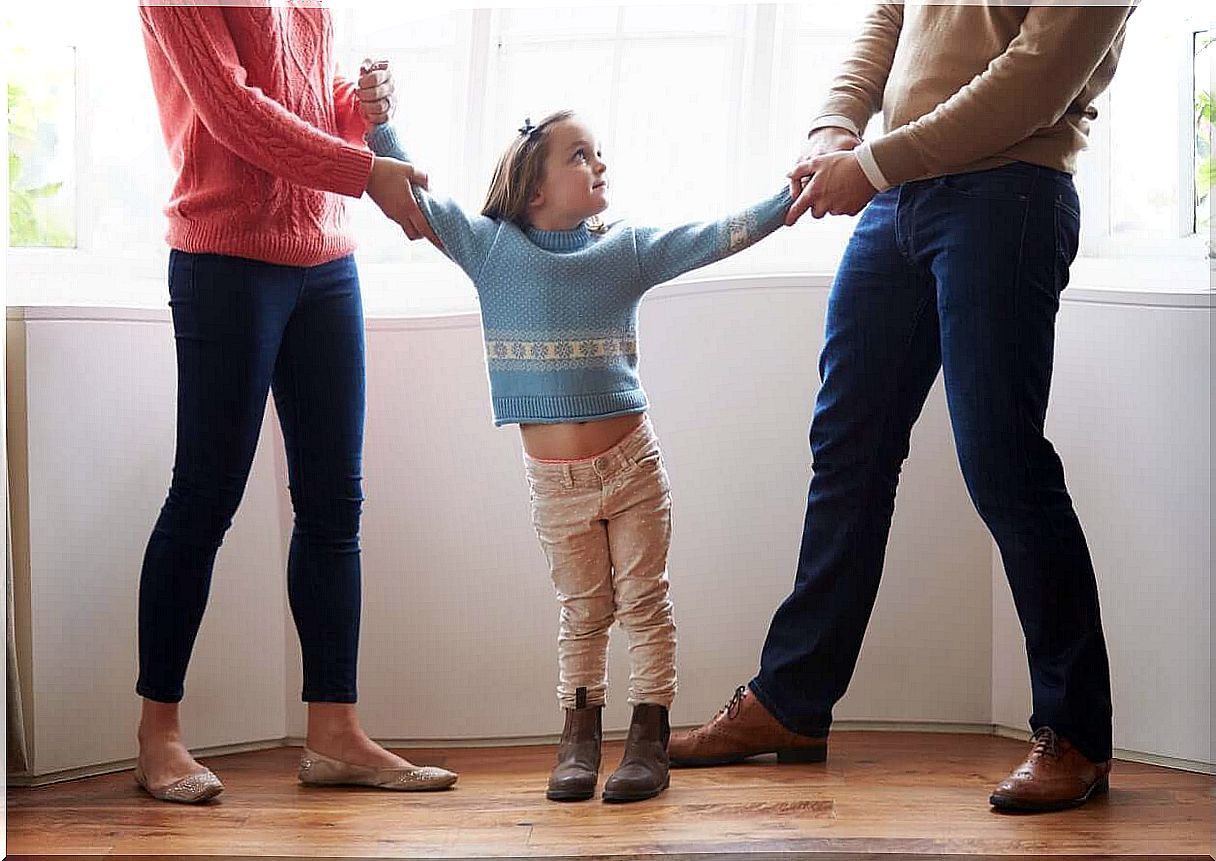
[137,251,298,786]
[271,255,428,768]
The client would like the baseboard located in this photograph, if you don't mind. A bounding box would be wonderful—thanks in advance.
[9,722,1212,787]
[5,737,286,787]
[991,724,1216,775]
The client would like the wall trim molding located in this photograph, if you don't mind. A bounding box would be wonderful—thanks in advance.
[10,722,1211,787]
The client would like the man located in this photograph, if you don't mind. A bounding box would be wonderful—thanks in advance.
[670,2,1134,812]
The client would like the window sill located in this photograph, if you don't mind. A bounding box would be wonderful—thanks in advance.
[9,266,1211,328]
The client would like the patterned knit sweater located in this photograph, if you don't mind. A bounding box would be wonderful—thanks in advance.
[367,124,791,426]
[140,2,374,266]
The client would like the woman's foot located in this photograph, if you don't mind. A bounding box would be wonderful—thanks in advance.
[136,734,211,788]
[304,702,415,768]
[297,747,457,791]
[136,699,223,802]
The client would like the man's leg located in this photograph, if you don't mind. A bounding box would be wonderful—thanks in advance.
[671,187,944,764]
[924,163,1112,810]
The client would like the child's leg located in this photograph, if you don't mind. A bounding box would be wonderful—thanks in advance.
[603,422,676,709]
[525,461,615,708]
[597,419,675,801]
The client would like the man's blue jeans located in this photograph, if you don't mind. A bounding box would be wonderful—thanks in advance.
[751,162,1113,763]
[137,251,366,704]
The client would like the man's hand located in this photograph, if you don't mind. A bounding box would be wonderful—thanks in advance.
[366,156,441,248]
[799,150,878,219]
[786,126,861,226]
[357,59,395,126]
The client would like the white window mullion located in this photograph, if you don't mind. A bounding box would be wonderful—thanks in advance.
[72,41,92,254]
[1177,21,1198,238]
[739,4,779,198]
[461,9,495,206]
[605,7,627,166]
[1078,90,1113,257]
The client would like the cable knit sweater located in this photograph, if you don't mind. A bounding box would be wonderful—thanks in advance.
[367,123,792,426]
[139,2,374,266]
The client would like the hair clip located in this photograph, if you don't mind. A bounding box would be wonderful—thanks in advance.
[518,117,540,140]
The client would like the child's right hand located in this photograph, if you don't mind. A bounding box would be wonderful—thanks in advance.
[367,156,442,248]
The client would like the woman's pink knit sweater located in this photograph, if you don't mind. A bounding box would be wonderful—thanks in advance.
[140,2,374,266]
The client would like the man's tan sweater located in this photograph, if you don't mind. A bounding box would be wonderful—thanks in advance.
[813,3,1135,190]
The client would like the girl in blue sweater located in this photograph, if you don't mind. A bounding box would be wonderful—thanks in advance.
[367,110,790,803]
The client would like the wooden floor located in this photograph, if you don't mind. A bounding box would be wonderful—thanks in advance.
[6,732,1212,858]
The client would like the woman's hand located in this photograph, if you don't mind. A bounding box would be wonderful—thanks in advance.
[366,157,441,248]
[357,59,395,126]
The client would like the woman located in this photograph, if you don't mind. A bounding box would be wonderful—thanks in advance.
[135,3,448,802]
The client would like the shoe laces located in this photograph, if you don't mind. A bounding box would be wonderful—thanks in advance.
[716,685,747,721]
[1030,726,1060,759]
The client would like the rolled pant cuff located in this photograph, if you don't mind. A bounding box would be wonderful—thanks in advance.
[559,694,607,709]
[627,693,675,709]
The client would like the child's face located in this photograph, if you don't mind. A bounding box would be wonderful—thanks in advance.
[530,119,609,226]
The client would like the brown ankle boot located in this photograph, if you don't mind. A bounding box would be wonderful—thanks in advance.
[546,703,602,801]
[602,703,670,803]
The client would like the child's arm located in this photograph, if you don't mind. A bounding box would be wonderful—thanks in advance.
[364,123,500,282]
[632,186,793,288]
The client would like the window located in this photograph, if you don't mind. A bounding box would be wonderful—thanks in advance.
[1193,29,1212,240]
[1076,1,1211,262]
[8,42,76,248]
[6,2,1210,311]
[6,4,175,306]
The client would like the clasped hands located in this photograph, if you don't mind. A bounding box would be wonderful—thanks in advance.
[784,127,878,226]
[356,59,441,248]
[358,57,874,242]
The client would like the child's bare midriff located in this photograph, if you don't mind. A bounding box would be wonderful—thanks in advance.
[520,412,646,461]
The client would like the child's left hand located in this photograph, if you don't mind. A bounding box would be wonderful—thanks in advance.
[357,59,395,125]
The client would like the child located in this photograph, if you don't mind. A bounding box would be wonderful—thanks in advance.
[366,110,791,802]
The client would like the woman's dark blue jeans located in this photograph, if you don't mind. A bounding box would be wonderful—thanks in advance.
[751,162,1113,763]
[137,251,366,704]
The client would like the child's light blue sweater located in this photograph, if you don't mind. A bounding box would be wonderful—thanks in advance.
[367,124,791,426]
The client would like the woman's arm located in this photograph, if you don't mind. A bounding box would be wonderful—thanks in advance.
[364,124,500,281]
[332,63,368,146]
[140,5,374,197]
[632,186,792,289]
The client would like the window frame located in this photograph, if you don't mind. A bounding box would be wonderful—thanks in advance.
[7,2,1211,313]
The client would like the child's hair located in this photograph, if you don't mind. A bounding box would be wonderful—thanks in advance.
[482,109,604,232]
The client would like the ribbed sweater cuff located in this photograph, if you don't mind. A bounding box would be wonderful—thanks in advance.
[331,144,376,198]
[809,114,863,138]
[865,129,928,189]
[854,142,892,192]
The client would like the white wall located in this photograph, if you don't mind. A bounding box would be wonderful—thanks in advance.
[991,294,1213,766]
[8,311,288,775]
[8,278,1211,776]
[320,282,992,744]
